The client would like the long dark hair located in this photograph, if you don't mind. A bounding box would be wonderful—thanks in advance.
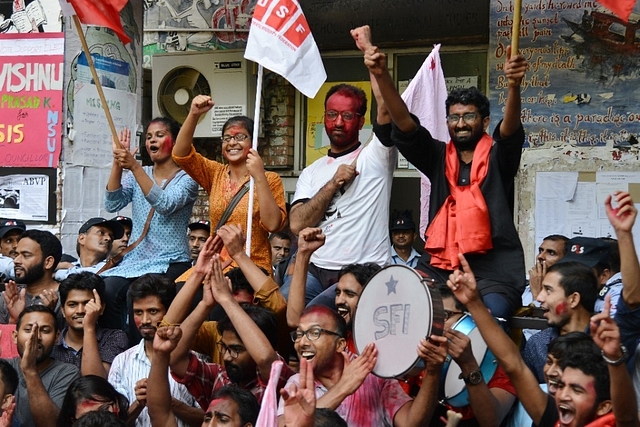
[57,375,129,426]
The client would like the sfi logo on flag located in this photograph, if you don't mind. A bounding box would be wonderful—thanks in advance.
[252,0,310,49]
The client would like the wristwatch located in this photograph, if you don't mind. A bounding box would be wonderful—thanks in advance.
[459,370,483,385]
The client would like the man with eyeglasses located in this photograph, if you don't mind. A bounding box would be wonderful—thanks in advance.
[357,25,528,323]
[168,255,294,409]
[277,304,446,427]
[288,30,398,292]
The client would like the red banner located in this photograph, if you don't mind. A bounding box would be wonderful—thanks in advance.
[0,33,64,168]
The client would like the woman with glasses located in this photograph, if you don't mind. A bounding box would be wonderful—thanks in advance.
[173,95,286,273]
[57,375,129,426]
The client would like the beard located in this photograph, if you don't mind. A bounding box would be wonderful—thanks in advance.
[225,361,251,384]
[450,126,485,152]
[15,262,45,285]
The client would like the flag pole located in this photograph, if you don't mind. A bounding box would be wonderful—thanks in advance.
[245,64,264,256]
[72,15,123,149]
[511,0,522,54]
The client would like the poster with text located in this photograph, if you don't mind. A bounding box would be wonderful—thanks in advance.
[490,1,640,147]
[0,33,64,167]
[0,170,56,223]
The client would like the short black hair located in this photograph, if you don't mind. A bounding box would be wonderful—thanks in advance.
[560,350,610,403]
[269,231,291,243]
[546,261,598,312]
[596,238,620,275]
[16,305,58,332]
[547,331,597,361]
[127,274,176,311]
[217,304,279,349]
[19,229,62,270]
[446,87,490,119]
[324,84,367,116]
[315,408,348,427]
[225,268,255,296]
[59,272,106,305]
[148,116,181,141]
[74,411,126,427]
[338,263,381,290]
[301,305,347,339]
[436,281,465,312]
[0,359,18,395]
[210,384,259,426]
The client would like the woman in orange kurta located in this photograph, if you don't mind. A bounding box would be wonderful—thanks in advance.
[173,95,286,273]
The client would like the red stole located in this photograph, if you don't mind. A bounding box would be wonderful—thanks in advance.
[424,133,494,270]
[555,412,615,427]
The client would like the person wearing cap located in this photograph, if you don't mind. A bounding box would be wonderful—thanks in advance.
[54,218,124,282]
[109,216,133,259]
[0,219,26,285]
[389,214,421,269]
[187,220,210,263]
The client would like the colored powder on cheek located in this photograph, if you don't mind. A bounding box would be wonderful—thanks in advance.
[555,301,568,316]
[161,138,173,155]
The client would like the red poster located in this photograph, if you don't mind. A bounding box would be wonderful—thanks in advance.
[0,33,64,167]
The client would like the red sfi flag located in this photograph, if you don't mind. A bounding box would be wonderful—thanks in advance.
[62,0,131,44]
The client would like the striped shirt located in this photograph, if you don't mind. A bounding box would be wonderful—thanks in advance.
[108,340,197,427]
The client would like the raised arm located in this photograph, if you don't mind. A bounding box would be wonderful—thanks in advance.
[286,228,325,328]
[448,254,549,425]
[353,25,417,133]
[605,191,640,307]
[591,296,639,427]
[107,128,130,192]
[246,150,285,231]
[218,224,271,293]
[111,127,156,196]
[498,46,526,139]
[81,289,109,377]
[393,334,449,427]
[174,95,213,157]
[209,254,278,382]
[148,326,182,427]
[164,235,222,325]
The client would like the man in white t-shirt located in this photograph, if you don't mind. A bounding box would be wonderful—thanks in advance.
[289,44,397,292]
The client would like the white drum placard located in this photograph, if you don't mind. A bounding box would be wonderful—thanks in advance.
[353,265,444,379]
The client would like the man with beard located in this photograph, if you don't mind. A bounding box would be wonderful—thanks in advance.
[357,25,527,322]
[51,272,128,377]
[288,36,398,290]
[7,305,79,427]
[108,275,203,427]
[54,217,124,281]
[168,255,293,409]
[187,221,210,264]
[0,230,62,324]
[0,219,26,285]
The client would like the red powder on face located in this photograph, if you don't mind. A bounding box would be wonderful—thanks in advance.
[555,301,568,316]
[160,138,173,156]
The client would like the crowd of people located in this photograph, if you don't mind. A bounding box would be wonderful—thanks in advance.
[0,24,638,427]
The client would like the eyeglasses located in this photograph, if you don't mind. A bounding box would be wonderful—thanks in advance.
[290,327,342,342]
[221,133,249,143]
[325,110,360,122]
[446,113,478,125]
[216,341,245,359]
[444,310,465,321]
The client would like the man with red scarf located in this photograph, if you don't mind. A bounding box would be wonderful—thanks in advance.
[356,26,527,322]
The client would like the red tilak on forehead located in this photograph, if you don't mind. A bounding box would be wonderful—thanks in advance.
[555,301,568,316]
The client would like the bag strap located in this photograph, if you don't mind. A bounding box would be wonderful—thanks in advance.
[97,169,181,274]
[215,181,250,230]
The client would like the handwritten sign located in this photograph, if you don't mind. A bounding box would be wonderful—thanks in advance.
[0,33,64,167]
[72,82,137,167]
[490,1,640,147]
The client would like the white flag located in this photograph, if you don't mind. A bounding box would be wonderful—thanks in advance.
[401,45,448,237]
[244,0,326,98]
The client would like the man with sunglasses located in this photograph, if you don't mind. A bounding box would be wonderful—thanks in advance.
[288,45,398,290]
[356,25,528,323]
